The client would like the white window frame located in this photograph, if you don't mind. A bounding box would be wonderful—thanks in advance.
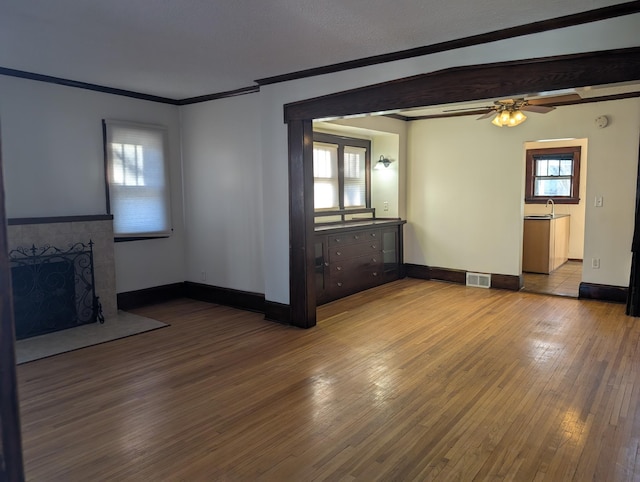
[103,120,172,239]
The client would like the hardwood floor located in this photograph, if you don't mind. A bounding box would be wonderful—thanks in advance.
[16,278,640,480]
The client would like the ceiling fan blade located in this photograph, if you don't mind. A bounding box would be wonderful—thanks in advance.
[527,93,581,105]
[521,105,555,114]
[443,106,492,112]
[477,111,497,120]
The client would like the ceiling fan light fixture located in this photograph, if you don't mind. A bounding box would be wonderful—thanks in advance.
[509,110,527,127]
[491,108,527,127]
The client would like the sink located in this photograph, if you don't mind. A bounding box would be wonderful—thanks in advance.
[525,214,553,219]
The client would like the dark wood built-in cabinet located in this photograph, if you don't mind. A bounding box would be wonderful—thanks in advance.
[315,220,406,304]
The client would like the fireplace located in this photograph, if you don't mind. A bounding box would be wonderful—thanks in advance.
[7,215,118,335]
[10,241,103,340]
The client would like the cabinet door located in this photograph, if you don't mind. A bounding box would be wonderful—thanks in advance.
[314,238,328,303]
[382,227,399,281]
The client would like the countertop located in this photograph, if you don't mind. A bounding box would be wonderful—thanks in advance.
[315,218,406,233]
[524,214,570,220]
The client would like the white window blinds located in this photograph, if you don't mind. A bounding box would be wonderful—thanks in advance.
[104,120,172,237]
[343,146,366,208]
[313,142,339,210]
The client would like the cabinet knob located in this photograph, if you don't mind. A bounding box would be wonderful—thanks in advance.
[372,258,377,263]
[372,272,378,277]
[324,262,329,267]
[354,235,359,240]
[371,245,377,249]
[371,233,376,237]
[337,282,343,287]
[334,238,341,243]
[336,251,341,256]
[336,266,342,271]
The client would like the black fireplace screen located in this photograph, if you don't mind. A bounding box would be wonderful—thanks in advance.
[9,241,104,340]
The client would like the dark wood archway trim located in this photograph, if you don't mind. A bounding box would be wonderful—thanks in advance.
[288,119,316,327]
[0,125,25,478]
[285,47,640,328]
[285,47,640,121]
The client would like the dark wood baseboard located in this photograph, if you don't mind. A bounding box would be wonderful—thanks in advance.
[404,263,431,280]
[405,264,522,291]
[430,267,466,284]
[184,282,266,313]
[117,283,186,310]
[264,301,292,325]
[119,281,293,324]
[579,282,628,304]
[492,273,524,291]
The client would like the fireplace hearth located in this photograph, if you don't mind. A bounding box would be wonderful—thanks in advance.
[10,241,104,340]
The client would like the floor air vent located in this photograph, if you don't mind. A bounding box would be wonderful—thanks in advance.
[466,272,491,288]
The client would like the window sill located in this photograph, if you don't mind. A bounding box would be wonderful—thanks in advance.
[525,198,579,205]
[114,235,171,243]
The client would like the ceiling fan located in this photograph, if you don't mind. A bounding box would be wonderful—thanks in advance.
[444,93,581,127]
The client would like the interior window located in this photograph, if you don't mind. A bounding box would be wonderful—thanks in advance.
[312,132,370,211]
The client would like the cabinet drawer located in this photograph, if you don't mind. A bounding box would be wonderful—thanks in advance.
[329,241,381,261]
[328,229,381,247]
[328,253,382,277]
[328,268,383,292]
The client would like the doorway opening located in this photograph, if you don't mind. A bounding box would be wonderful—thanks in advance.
[521,139,587,297]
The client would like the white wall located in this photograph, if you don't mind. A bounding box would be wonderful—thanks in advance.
[523,138,588,260]
[180,94,264,293]
[259,14,640,304]
[0,75,186,293]
[405,99,639,285]
[406,115,524,275]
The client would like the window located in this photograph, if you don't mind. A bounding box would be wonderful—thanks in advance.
[313,132,370,211]
[103,120,172,239]
[525,146,581,204]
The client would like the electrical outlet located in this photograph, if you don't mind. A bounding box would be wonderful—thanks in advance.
[595,196,603,207]
[591,258,600,269]
[383,201,389,211]
[200,271,206,281]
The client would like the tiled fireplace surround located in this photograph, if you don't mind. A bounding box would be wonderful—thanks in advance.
[7,215,118,321]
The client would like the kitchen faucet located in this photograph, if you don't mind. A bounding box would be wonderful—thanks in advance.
[546,198,555,217]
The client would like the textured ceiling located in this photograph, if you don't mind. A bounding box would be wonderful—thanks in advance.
[0,0,632,99]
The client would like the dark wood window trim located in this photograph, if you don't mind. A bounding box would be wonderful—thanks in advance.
[285,47,640,329]
[525,146,581,204]
[313,132,371,212]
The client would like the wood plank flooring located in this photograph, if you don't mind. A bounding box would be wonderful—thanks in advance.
[16,278,640,481]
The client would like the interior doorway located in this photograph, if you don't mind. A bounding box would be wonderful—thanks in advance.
[521,139,587,298]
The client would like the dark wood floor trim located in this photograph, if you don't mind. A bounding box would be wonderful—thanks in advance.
[579,282,628,303]
[405,264,522,291]
[117,283,186,311]
[184,282,266,314]
[258,2,640,86]
[8,214,113,225]
[0,67,180,105]
[264,301,292,325]
[405,263,431,280]
[492,273,524,291]
[431,267,467,285]
[118,281,293,324]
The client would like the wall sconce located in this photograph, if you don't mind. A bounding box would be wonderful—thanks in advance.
[376,155,392,168]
